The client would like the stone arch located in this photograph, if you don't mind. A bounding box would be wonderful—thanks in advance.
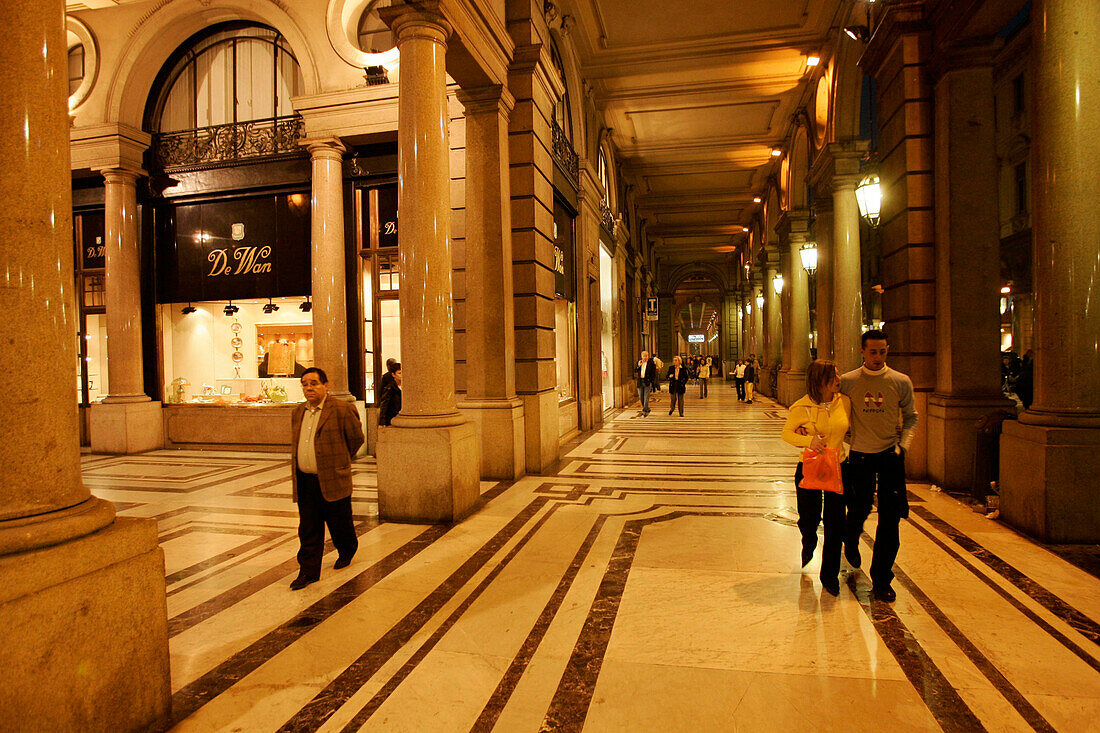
[106,0,322,129]
[666,263,728,295]
[596,130,618,212]
[829,36,863,143]
[787,124,811,210]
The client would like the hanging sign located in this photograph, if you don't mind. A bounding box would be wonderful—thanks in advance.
[688,333,705,343]
[156,192,311,303]
[79,211,105,270]
[645,297,659,321]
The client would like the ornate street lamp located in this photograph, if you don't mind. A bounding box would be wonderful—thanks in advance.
[799,242,818,274]
[772,273,784,294]
[855,173,882,227]
[755,293,765,309]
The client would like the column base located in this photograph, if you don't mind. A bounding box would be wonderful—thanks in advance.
[377,419,481,523]
[927,393,1016,492]
[522,390,560,474]
[780,369,807,407]
[0,516,170,729]
[458,398,526,480]
[1000,420,1100,543]
[89,401,164,454]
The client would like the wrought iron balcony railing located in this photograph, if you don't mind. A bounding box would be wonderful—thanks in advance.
[551,118,579,188]
[153,115,305,172]
[600,200,615,234]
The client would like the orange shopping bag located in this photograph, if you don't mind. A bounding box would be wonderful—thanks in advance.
[801,447,843,493]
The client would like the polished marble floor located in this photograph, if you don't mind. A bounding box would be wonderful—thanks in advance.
[84,385,1100,732]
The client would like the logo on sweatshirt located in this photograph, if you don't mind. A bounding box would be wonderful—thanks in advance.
[864,391,885,410]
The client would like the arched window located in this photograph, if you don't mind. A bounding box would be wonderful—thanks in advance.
[597,147,610,207]
[152,24,303,133]
[549,38,572,143]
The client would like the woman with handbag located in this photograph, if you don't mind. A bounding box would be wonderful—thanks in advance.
[781,360,851,596]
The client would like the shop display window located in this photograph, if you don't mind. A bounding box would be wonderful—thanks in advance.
[160,296,312,405]
[555,298,576,402]
[599,245,615,412]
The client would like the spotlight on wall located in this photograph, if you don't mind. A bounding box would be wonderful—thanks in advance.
[223,302,239,316]
[262,298,280,314]
[844,25,870,42]
[299,297,313,313]
[181,303,196,315]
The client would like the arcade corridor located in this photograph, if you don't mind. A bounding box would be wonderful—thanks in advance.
[83,388,1100,731]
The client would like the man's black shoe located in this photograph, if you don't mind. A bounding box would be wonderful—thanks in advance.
[290,575,319,590]
[872,585,896,603]
[822,578,840,597]
[334,554,354,570]
[844,542,862,568]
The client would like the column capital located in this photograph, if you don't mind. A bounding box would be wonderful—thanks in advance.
[457,85,515,116]
[95,166,143,185]
[380,1,452,45]
[301,137,346,160]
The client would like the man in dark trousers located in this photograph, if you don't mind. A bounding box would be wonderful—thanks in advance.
[841,330,918,603]
[290,367,365,590]
[636,349,658,416]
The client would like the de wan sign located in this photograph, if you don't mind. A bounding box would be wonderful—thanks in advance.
[207,245,273,277]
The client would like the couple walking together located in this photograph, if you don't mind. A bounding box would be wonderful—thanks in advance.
[781,330,918,602]
[636,351,691,416]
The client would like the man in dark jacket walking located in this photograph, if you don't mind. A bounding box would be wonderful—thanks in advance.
[636,350,658,416]
[666,356,689,416]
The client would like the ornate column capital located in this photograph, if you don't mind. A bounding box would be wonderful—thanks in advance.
[96,166,142,185]
[380,1,452,46]
[457,85,516,116]
[301,136,346,160]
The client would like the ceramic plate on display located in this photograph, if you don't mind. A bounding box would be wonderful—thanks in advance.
[231,337,243,348]
[230,321,242,333]
[232,351,244,363]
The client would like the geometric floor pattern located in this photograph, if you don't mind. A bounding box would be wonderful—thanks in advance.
[83,386,1100,732]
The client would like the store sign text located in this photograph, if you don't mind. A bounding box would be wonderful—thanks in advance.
[207,246,273,277]
[554,245,566,275]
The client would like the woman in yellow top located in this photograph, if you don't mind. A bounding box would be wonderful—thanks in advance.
[782,360,852,596]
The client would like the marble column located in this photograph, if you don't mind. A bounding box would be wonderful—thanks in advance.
[766,259,784,401]
[832,173,864,371]
[304,138,353,402]
[88,167,164,453]
[928,61,1014,492]
[456,85,525,480]
[0,0,169,726]
[1002,0,1100,541]
[377,4,479,522]
[787,225,812,404]
[751,281,764,360]
[812,208,834,361]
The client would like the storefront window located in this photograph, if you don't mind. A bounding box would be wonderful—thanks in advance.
[160,297,312,404]
[74,210,107,406]
[555,298,576,402]
[80,314,109,403]
[599,244,615,412]
[358,183,400,404]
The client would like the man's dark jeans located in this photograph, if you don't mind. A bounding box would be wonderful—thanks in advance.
[844,448,909,588]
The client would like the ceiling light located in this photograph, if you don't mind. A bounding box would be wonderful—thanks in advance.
[844,26,870,42]
[299,297,313,313]
[181,303,196,315]
[771,148,783,157]
[742,226,750,232]
[1000,286,1011,294]
[223,302,239,316]
[753,196,762,204]
[806,56,821,67]
[262,298,280,314]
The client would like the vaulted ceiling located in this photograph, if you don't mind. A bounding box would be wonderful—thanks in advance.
[563,0,848,268]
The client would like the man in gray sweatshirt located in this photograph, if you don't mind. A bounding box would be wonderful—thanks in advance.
[840,329,918,603]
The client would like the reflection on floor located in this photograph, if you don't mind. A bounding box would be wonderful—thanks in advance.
[83,386,1100,732]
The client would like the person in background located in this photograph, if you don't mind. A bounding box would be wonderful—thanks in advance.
[699,357,711,398]
[1017,349,1034,410]
[841,329,918,604]
[734,359,747,400]
[378,362,402,427]
[666,355,688,416]
[289,367,365,590]
[636,350,658,416]
[782,360,851,596]
[743,358,756,403]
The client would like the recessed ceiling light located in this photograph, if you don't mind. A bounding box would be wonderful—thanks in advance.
[771,148,783,157]
[742,226,750,232]
[806,56,821,67]
[753,196,762,204]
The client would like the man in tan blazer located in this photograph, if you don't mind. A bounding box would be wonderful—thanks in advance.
[290,367,365,590]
